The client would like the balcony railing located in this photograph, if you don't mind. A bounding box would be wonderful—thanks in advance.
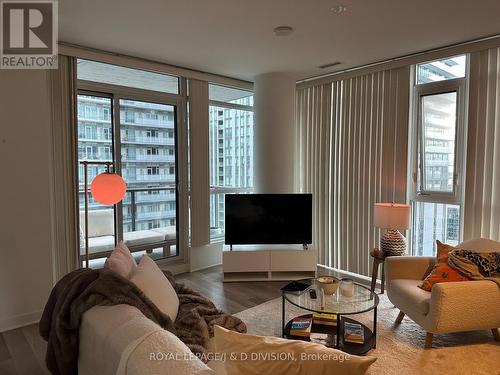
[133,174,176,182]
[121,119,174,128]
[79,186,177,232]
[122,154,175,162]
[121,136,175,145]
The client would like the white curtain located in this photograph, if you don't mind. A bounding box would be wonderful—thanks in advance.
[49,55,79,280]
[188,79,210,247]
[464,48,500,241]
[296,67,410,277]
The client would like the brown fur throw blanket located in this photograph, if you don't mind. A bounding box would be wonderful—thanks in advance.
[40,268,246,375]
[448,249,500,287]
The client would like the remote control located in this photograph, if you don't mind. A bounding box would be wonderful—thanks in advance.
[309,288,317,299]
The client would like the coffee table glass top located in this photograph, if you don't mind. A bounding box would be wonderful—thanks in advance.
[283,278,379,315]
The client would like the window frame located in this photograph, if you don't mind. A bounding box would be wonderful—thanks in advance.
[408,56,469,254]
[410,75,467,205]
[76,74,189,267]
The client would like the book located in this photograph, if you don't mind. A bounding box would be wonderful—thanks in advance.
[344,322,364,344]
[290,317,313,337]
[310,332,336,347]
[312,312,337,326]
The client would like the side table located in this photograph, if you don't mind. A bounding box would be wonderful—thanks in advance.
[370,249,385,294]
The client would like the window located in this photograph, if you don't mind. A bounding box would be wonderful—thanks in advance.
[208,84,254,240]
[410,55,468,255]
[147,166,160,175]
[76,61,183,268]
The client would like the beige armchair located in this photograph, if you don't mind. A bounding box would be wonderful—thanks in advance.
[385,238,500,348]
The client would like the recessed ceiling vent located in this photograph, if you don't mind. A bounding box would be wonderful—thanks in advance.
[318,61,342,69]
[273,26,294,36]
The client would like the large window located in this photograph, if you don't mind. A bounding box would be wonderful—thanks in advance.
[76,59,184,267]
[208,84,254,239]
[410,55,468,255]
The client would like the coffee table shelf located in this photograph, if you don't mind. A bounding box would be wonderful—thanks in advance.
[283,314,376,356]
[281,278,379,355]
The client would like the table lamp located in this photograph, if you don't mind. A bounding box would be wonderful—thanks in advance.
[373,203,410,256]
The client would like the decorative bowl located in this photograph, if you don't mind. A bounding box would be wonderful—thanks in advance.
[316,276,340,295]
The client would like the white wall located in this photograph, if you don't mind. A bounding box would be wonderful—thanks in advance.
[254,72,296,193]
[0,70,54,331]
[189,243,223,272]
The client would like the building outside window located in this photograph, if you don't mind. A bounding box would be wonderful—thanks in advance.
[208,84,254,240]
[410,55,467,256]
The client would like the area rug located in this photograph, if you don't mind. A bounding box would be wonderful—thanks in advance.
[234,294,500,375]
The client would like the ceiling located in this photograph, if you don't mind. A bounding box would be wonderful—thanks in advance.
[59,0,500,82]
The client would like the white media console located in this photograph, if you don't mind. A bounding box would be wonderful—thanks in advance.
[222,245,317,282]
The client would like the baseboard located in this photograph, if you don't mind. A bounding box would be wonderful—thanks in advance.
[190,262,222,273]
[0,310,43,333]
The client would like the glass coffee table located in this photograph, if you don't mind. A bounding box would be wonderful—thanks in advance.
[282,278,379,355]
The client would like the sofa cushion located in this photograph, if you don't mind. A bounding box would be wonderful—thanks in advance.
[124,230,164,247]
[80,235,115,255]
[456,238,500,252]
[130,255,179,321]
[390,279,431,315]
[104,241,137,279]
[151,226,177,240]
[419,241,471,291]
[80,209,115,238]
[214,325,376,375]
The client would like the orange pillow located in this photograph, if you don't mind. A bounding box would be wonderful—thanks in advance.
[419,240,471,291]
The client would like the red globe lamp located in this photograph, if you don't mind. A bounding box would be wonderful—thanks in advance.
[91,172,126,205]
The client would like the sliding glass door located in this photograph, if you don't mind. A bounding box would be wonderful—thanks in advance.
[76,59,185,268]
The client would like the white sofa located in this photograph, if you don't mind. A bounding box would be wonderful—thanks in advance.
[79,304,227,375]
[80,209,176,258]
[386,238,500,348]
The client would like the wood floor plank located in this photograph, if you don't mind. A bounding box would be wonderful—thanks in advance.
[0,333,11,361]
[21,325,49,375]
[2,328,46,375]
[0,358,16,375]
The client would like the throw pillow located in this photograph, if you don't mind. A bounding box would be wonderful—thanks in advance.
[214,325,376,375]
[130,255,179,321]
[104,241,136,279]
[419,240,471,291]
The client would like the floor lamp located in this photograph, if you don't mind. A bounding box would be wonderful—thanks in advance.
[81,161,126,268]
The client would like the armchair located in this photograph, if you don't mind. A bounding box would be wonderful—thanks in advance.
[385,238,500,348]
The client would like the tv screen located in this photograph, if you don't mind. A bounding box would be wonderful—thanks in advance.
[225,194,312,246]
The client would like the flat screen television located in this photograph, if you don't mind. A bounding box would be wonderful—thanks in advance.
[225,194,312,246]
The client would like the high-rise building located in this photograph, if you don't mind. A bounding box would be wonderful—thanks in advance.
[208,95,254,237]
[77,96,177,234]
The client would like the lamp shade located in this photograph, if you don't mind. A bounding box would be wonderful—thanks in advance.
[373,203,410,230]
[90,172,126,205]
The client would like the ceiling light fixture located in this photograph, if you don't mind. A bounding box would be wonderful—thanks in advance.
[331,4,347,14]
[273,26,294,37]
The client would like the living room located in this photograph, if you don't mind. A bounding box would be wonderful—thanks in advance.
[0,1,499,374]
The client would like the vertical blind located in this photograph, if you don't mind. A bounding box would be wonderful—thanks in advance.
[464,48,500,240]
[296,67,410,277]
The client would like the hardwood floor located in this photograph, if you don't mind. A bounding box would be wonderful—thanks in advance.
[0,265,347,375]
